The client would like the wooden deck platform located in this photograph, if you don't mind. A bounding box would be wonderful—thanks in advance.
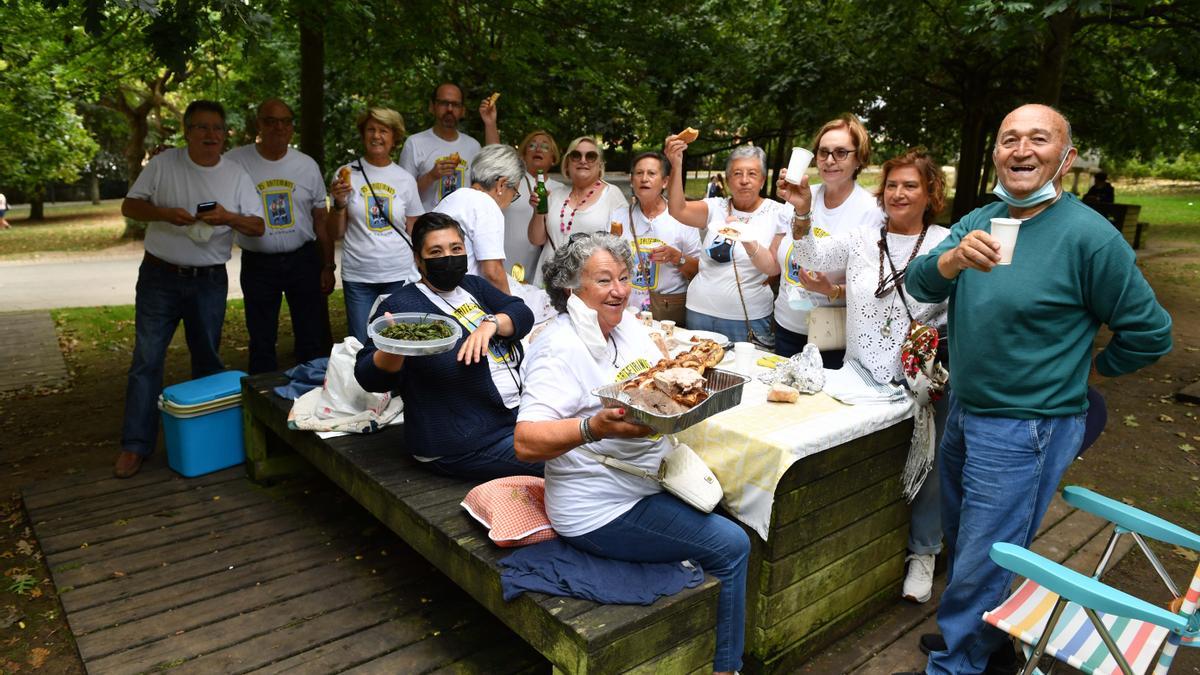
[22,466,547,674]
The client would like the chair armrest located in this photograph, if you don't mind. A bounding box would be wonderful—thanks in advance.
[1063,486,1200,552]
[990,543,1188,633]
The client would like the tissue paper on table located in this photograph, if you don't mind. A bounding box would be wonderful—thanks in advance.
[757,343,825,394]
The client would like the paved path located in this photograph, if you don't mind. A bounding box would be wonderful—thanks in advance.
[0,310,70,393]
[0,245,344,311]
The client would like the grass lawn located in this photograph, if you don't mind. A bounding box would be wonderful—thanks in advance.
[0,199,128,258]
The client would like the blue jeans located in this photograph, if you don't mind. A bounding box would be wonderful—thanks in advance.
[121,260,228,457]
[773,320,845,368]
[343,279,409,344]
[927,392,1084,675]
[686,309,773,348]
[909,392,949,555]
[427,432,544,480]
[562,492,751,672]
[240,242,326,374]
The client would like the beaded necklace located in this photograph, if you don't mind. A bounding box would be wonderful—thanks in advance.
[559,181,602,234]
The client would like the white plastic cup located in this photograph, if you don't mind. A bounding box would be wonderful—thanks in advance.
[660,320,676,337]
[734,341,756,374]
[990,218,1022,265]
[639,310,654,327]
[785,148,815,185]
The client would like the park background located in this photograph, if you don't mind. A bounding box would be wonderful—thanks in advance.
[1,0,1199,672]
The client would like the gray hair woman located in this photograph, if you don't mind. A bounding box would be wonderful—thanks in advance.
[662,136,787,346]
[514,232,751,675]
[433,144,526,294]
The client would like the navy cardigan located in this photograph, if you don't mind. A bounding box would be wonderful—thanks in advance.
[354,276,535,457]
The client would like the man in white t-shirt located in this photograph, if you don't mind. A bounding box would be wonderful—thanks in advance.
[115,100,265,479]
[399,83,482,211]
[226,98,332,374]
[432,144,526,295]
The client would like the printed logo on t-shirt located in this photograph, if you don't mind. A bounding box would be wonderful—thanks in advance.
[632,236,665,291]
[435,155,468,205]
[360,183,397,233]
[447,300,513,364]
[614,357,652,383]
[782,242,805,287]
[258,179,296,230]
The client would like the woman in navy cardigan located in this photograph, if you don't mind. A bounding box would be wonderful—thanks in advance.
[355,212,543,479]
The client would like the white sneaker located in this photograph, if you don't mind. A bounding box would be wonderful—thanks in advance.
[902,553,935,603]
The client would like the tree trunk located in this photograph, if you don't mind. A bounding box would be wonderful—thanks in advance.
[952,94,989,221]
[1033,9,1078,106]
[90,174,101,205]
[298,13,326,173]
[29,186,45,220]
[768,124,791,199]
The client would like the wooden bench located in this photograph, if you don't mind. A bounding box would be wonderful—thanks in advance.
[1089,202,1150,250]
[241,372,722,674]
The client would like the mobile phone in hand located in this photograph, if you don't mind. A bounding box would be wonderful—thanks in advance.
[196,201,217,213]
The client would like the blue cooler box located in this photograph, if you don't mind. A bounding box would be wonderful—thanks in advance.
[159,370,248,477]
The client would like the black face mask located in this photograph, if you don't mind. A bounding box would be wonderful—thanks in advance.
[423,254,468,291]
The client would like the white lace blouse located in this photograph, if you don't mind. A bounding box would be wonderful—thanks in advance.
[789,224,951,384]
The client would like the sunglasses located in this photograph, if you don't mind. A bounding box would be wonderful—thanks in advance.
[568,150,600,163]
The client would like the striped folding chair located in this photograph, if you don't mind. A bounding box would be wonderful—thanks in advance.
[982,486,1200,674]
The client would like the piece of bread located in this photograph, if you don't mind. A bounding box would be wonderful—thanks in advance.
[767,383,800,403]
[448,152,462,165]
[487,92,501,106]
[338,166,350,183]
[677,127,700,144]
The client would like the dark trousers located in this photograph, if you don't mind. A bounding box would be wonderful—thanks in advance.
[121,260,227,456]
[240,241,326,374]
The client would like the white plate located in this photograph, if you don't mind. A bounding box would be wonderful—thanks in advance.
[715,224,744,241]
[679,329,730,347]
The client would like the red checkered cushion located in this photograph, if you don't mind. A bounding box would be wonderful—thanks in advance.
[461,476,557,548]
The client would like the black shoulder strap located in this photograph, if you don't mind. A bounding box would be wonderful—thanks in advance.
[356,158,414,252]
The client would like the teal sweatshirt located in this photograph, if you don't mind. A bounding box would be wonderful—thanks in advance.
[907,193,1172,418]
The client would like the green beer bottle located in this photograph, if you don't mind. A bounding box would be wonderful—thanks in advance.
[535,171,549,215]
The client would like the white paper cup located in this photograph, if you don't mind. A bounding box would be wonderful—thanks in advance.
[785,148,815,185]
[990,218,1022,265]
[660,320,676,337]
[734,341,756,374]
[639,311,654,327]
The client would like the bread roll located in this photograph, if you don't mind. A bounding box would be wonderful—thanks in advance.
[767,383,800,403]
[677,127,700,143]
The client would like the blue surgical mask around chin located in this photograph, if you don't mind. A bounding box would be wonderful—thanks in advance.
[992,147,1072,209]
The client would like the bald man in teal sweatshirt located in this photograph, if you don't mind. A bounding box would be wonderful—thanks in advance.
[896,105,1172,675]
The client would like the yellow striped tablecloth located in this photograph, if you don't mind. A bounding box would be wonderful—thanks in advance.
[677,358,914,540]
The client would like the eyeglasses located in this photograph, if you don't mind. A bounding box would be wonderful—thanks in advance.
[817,148,856,162]
[188,123,227,134]
[508,185,521,205]
[260,116,294,128]
[434,99,464,109]
[568,150,600,163]
[527,142,553,151]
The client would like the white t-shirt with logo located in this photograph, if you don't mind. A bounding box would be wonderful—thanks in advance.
[336,159,424,284]
[685,197,786,321]
[415,282,521,409]
[518,313,670,537]
[532,182,628,286]
[774,183,884,333]
[225,145,327,254]
[126,147,263,267]
[398,128,482,211]
[610,201,702,311]
[432,187,506,277]
[504,172,564,277]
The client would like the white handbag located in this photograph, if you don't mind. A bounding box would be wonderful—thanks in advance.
[807,306,847,351]
[575,438,723,513]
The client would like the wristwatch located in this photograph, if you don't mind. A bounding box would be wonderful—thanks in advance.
[480,314,499,328]
[673,254,687,269]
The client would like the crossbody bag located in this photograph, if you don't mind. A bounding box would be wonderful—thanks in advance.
[574,437,723,513]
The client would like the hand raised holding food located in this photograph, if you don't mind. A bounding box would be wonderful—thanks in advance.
[457,318,498,365]
[478,92,499,126]
[938,229,1001,278]
[586,408,654,440]
[776,170,813,215]
[663,134,688,168]
[329,168,352,207]
[429,154,460,179]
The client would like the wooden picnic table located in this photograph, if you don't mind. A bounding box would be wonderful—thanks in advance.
[242,361,915,673]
